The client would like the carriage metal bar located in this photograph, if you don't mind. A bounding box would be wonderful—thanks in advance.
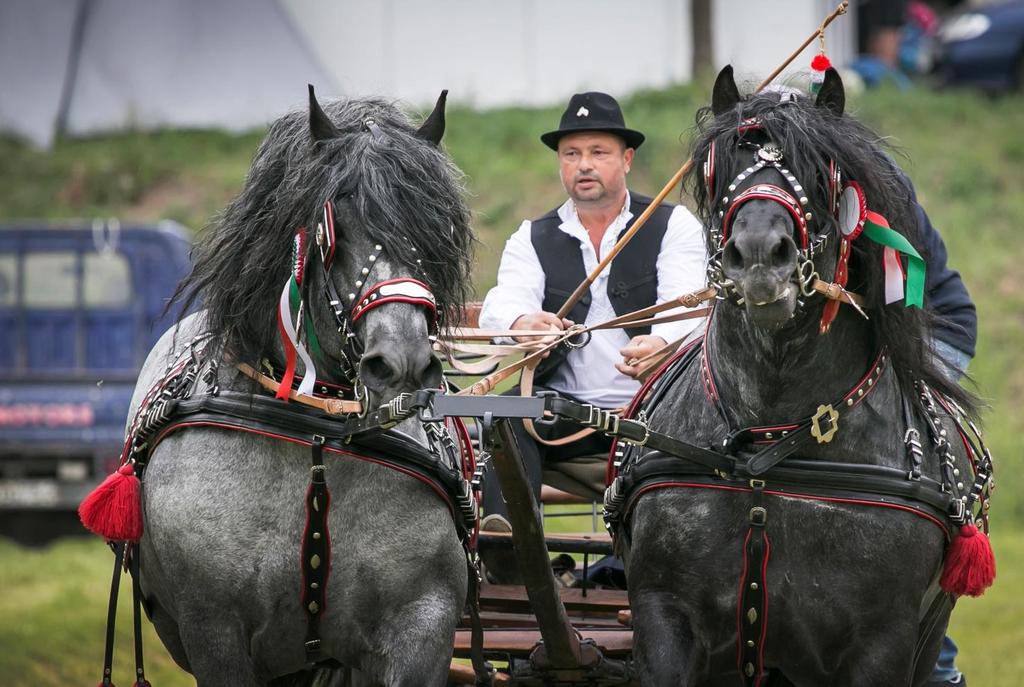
[553,1,850,321]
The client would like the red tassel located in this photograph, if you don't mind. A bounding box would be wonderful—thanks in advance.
[940,524,996,597]
[810,53,832,71]
[79,463,143,542]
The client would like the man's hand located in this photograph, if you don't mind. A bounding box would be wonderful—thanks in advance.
[615,335,667,378]
[510,312,573,357]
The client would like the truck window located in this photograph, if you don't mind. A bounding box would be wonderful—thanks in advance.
[24,252,76,308]
[84,252,132,308]
[0,255,14,307]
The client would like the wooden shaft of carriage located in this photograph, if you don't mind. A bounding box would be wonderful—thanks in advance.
[555,0,849,321]
[489,420,587,668]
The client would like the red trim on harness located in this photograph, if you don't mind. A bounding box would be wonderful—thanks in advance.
[319,201,337,269]
[701,347,720,404]
[150,421,457,520]
[736,529,752,674]
[630,481,950,536]
[350,278,437,324]
[722,184,809,250]
[735,529,772,685]
[704,140,716,199]
[841,349,887,406]
[756,532,771,684]
[819,237,850,334]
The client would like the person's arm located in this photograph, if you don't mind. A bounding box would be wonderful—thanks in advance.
[479,221,559,342]
[617,206,709,377]
[916,203,977,359]
[649,205,709,344]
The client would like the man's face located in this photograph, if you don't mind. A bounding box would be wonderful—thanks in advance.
[557,132,634,205]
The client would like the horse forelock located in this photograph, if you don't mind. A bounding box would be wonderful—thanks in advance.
[169,97,473,366]
[686,90,977,415]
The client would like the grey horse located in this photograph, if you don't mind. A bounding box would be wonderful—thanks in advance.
[128,88,475,686]
[619,68,986,686]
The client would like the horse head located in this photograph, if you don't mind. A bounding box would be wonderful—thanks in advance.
[699,65,848,331]
[303,88,470,403]
[687,64,975,408]
[173,87,473,407]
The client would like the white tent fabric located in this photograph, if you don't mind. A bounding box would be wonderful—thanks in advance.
[0,0,337,148]
[1,0,854,149]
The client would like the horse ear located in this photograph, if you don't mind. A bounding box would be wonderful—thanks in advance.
[308,84,340,141]
[711,65,741,116]
[815,68,845,117]
[416,90,448,146]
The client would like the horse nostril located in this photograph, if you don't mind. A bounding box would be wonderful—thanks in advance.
[420,355,443,390]
[359,354,394,392]
[722,239,745,274]
[770,236,796,268]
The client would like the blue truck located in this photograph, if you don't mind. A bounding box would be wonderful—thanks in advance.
[0,221,191,541]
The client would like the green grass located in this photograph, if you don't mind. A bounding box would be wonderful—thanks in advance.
[1,529,1019,684]
[1,81,1022,682]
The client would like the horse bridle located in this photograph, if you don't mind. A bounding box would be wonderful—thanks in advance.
[705,116,858,332]
[314,199,438,390]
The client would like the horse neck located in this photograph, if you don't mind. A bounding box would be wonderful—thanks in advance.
[707,302,876,426]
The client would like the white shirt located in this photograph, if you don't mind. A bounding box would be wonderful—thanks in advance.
[480,192,708,407]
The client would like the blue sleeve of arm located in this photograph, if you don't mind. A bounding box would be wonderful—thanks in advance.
[916,204,977,358]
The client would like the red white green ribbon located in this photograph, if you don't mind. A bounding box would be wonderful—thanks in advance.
[863,211,925,308]
[276,230,317,400]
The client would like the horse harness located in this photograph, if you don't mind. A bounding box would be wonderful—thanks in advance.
[585,339,993,686]
[112,329,490,678]
[312,198,439,389]
[704,115,868,333]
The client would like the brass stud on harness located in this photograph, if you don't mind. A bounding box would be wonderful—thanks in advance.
[747,607,758,624]
[310,554,321,569]
[308,601,319,614]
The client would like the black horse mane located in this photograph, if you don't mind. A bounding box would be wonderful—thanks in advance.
[685,89,976,415]
[169,97,473,365]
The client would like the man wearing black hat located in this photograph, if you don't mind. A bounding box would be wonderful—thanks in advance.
[478,92,707,523]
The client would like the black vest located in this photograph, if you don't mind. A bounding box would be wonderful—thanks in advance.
[529,193,673,383]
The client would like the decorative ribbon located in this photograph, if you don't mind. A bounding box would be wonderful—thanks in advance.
[276,230,318,400]
[862,211,925,308]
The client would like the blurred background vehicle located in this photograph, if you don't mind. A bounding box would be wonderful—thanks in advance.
[0,221,190,543]
[931,0,1024,91]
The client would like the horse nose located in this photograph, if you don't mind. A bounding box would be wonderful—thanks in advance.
[722,231,797,277]
[358,344,443,394]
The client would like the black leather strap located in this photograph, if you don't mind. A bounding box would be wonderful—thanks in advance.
[99,542,126,687]
[546,396,734,474]
[303,436,331,664]
[465,557,494,686]
[616,454,953,522]
[130,547,150,687]
[738,481,769,686]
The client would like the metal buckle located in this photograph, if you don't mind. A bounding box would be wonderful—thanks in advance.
[810,404,839,443]
[749,506,767,526]
[620,419,650,447]
[949,497,967,524]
